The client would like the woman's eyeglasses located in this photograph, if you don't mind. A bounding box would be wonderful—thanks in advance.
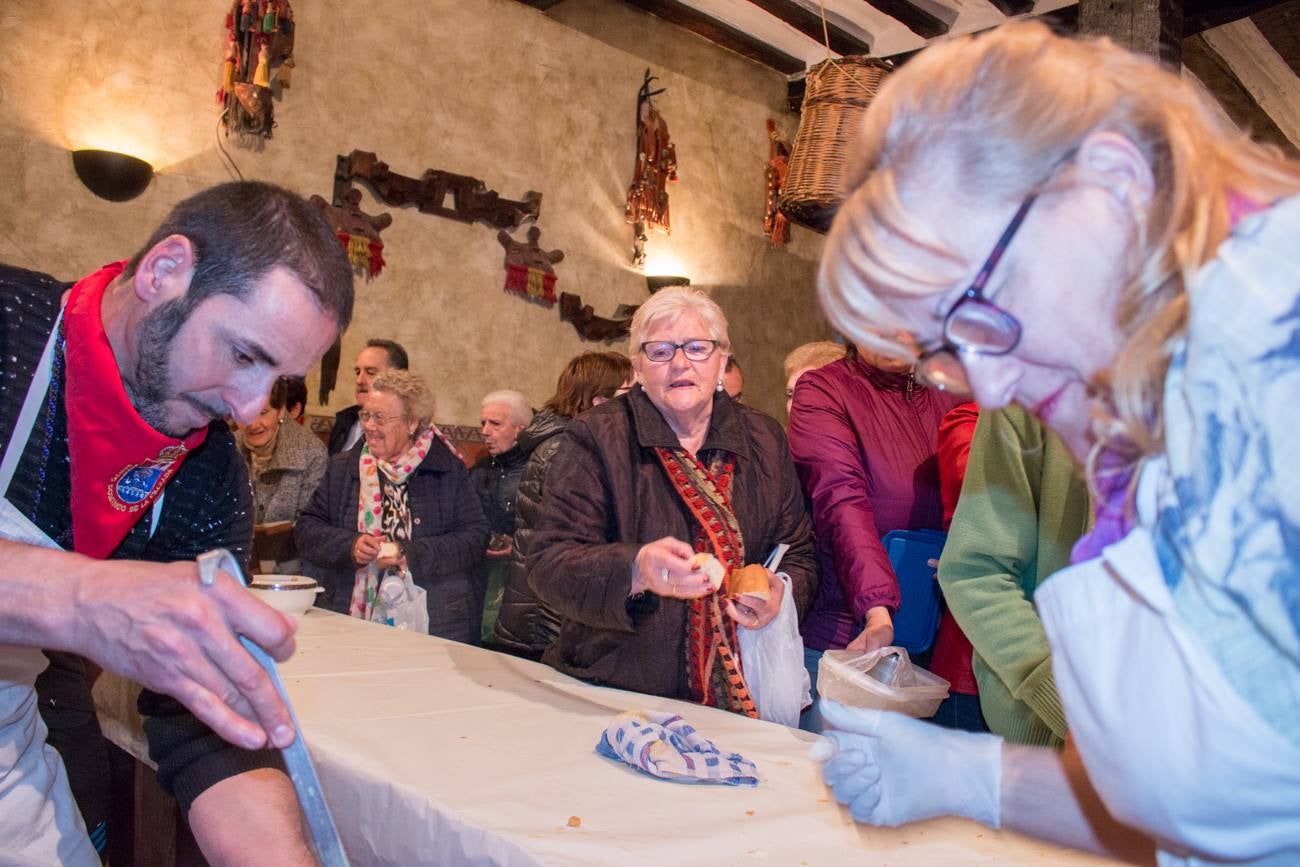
[915,195,1035,395]
[358,411,403,425]
[639,339,720,363]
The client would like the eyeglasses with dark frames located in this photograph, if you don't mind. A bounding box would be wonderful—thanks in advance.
[358,411,404,425]
[915,195,1036,394]
[639,339,720,364]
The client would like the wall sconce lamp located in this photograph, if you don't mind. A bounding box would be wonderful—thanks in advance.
[71,149,154,202]
[646,275,690,293]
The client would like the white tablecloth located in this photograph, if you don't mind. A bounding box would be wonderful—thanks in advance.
[95,610,1116,866]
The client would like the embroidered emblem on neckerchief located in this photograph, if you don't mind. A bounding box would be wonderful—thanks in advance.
[107,445,189,512]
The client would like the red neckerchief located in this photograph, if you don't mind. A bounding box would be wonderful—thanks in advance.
[63,261,207,558]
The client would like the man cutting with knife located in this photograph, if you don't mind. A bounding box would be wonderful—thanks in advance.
[0,181,353,865]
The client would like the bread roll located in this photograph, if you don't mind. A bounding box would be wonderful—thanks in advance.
[689,552,726,591]
[726,564,770,600]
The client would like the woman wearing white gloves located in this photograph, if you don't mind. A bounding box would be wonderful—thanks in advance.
[812,21,1300,866]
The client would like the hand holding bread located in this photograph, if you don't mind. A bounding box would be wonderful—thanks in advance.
[633,537,713,599]
[635,545,784,622]
[686,553,783,630]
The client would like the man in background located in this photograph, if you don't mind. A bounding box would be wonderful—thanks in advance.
[327,338,408,455]
[470,390,534,643]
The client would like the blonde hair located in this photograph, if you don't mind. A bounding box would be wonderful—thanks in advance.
[820,21,1300,459]
[370,370,435,430]
[629,286,731,361]
[783,340,847,382]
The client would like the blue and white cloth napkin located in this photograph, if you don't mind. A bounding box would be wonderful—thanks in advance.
[595,710,758,786]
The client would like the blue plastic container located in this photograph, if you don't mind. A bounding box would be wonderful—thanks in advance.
[881,528,946,654]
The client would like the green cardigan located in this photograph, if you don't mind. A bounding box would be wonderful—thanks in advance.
[937,406,1092,748]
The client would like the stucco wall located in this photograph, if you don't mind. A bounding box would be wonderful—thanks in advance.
[0,0,830,423]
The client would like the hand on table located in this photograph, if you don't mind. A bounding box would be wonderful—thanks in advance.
[846,606,894,653]
[632,537,712,599]
[68,558,297,751]
[809,698,1003,828]
[726,568,783,630]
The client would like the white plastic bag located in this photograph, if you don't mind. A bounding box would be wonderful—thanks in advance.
[738,573,811,727]
[376,570,429,633]
[817,646,949,718]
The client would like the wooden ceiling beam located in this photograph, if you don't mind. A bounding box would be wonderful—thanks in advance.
[1183,0,1288,36]
[1080,0,1183,68]
[1041,4,1082,33]
[986,0,1036,15]
[743,0,873,56]
[1183,33,1297,156]
[859,0,949,39]
[1200,18,1300,149]
[622,0,807,74]
[1250,0,1300,77]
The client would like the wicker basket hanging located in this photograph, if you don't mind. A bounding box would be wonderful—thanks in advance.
[779,56,891,233]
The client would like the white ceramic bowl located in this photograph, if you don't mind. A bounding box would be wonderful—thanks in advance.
[249,575,323,618]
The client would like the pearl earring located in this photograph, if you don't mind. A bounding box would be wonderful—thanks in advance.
[716,379,724,393]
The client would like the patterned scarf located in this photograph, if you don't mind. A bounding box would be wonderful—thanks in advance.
[349,425,435,619]
[654,447,758,719]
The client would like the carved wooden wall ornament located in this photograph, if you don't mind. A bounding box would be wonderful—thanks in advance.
[334,151,541,231]
[310,190,392,280]
[218,0,295,146]
[764,119,791,247]
[498,226,564,306]
[559,293,639,342]
[625,70,678,267]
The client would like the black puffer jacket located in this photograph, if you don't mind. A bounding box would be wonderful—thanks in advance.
[469,445,531,537]
[495,410,570,654]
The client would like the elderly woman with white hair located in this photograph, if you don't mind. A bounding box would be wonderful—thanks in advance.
[469,388,535,643]
[296,370,489,641]
[528,286,816,715]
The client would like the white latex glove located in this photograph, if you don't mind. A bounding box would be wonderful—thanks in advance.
[808,698,1004,828]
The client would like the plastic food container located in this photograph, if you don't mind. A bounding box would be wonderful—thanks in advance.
[249,575,323,618]
[817,647,950,718]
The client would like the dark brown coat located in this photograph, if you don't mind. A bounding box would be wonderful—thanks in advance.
[528,387,815,700]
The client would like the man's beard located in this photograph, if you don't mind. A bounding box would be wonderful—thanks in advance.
[131,296,195,437]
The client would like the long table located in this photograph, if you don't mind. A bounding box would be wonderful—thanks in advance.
[95,609,1116,865]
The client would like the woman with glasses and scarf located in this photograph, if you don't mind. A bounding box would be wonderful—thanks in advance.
[809,21,1300,866]
[528,286,816,716]
[296,370,489,640]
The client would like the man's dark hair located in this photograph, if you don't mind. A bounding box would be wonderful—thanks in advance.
[124,181,354,329]
[365,338,409,370]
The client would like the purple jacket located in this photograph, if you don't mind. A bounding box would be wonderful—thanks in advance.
[787,356,960,651]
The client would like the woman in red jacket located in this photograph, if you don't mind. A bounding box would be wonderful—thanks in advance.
[788,341,961,731]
